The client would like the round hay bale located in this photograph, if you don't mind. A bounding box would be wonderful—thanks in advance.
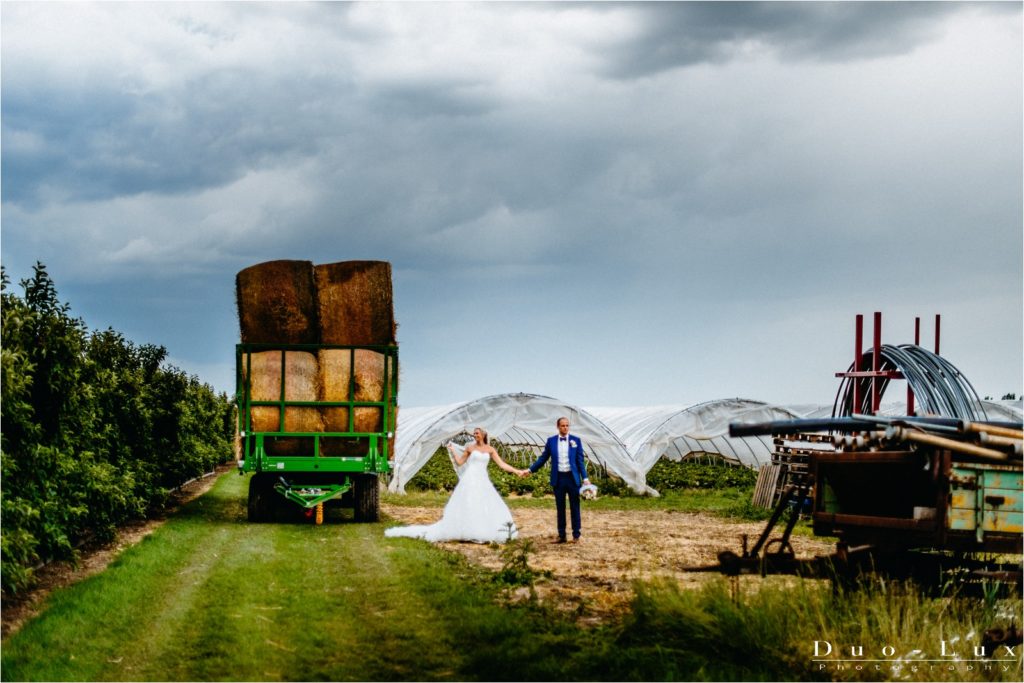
[237,260,319,344]
[319,348,390,456]
[265,436,316,458]
[319,348,354,402]
[353,407,383,434]
[353,349,388,434]
[314,261,395,345]
[318,349,388,433]
[240,350,323,442]
[283,351,319,400]
[353,349,387,402]
[242,351,285,402]
[319,348,352,434]
[281,350,323,439]
[320,406,352,434]
[241,351,284,434]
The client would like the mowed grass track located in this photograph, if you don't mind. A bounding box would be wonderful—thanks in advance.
[1,473,589,682]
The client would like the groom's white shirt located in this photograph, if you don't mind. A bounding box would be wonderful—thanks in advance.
[557,436,571,472]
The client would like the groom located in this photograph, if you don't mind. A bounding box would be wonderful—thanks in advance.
[522,417,591,544]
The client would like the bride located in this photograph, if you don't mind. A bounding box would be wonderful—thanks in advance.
[385,427,525,543]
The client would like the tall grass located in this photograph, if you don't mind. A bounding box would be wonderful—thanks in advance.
[605,577,1022,682]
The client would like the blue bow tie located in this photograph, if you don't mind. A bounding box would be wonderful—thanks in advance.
[559,437,567,441]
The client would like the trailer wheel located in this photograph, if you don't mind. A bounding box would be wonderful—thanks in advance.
[247,473,273,522]
[353,474,379,522]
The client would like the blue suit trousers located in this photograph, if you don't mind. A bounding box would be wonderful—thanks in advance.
[554,471,581,540]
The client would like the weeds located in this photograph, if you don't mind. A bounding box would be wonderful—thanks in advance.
[494,534,551,591]
[602,576,1023,682]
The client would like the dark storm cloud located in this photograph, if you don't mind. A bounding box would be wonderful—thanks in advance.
[258,98,621,266]
[1,69,346,206]
[1,2,1019,404]
[601,1,1013,78]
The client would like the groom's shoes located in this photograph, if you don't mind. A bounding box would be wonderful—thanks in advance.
[569,537,580,544]
[550,536,567,544]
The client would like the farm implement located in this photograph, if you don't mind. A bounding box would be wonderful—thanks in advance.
[234,259,398,524]
[237,343,398,523]
[695,313,1023,589]
[705,414,1023,587]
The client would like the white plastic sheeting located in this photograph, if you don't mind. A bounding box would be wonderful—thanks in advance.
[389,393,646,494]
[390,395,1022,496]
[589,399,802,475]
[980,399,1024,421]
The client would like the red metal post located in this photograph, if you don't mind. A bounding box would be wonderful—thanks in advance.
[853,314,863,412]
[934,314,941,355]
[872,311,882,414]
[908,317,920,416]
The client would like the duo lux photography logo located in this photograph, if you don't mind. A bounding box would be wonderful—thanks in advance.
[811,637,1021,676]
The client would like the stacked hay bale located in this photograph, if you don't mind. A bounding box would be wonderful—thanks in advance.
[236,260,320,345]
[316,261,395,439]
[237,260,396,457]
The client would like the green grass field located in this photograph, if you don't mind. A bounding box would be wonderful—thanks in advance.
[3,473,1020,682]
[1,473,598,681]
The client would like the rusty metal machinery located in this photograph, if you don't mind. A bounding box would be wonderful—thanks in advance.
[706,415,1023,585]
[811,416,1021,555]
[833,312,988,420]
[697,313,1022,588]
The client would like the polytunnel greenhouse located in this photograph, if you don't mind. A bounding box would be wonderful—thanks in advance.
[388,394,1021,496]
[783,399,1023,421]
[978,399,1024,421]
[388,393,648,494]
[588,399,802,479]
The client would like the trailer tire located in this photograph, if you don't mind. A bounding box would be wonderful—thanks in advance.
[248,473,273,522]
[353,474,379,522]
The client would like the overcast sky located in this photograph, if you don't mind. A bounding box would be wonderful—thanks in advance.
[2,1,1021,410]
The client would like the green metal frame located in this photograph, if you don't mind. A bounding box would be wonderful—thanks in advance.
[274,478,353,509]
[236,343,398,504]
[948,463,1022,544]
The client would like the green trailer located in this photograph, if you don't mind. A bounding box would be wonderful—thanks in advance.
[236,343,398,523]
[812,447,1023,555]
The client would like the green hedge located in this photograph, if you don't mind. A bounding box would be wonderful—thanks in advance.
[404,444,628,497]
[405,445,552,496]
[1,263,234,594]
[645,456,758,490]
[406,449,756,497]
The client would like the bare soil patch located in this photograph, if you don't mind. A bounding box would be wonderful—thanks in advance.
[1,465,231,640]
[382,504,836,624]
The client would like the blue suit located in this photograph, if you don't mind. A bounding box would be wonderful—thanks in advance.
[529,434,589,540]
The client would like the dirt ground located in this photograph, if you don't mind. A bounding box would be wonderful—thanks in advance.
[0,466,230,640]
[382,504,836,625]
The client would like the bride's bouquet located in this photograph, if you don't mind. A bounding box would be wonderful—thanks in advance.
[579,483,598,500]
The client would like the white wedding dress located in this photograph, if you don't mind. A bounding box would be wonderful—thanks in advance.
[385,448,518,543]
